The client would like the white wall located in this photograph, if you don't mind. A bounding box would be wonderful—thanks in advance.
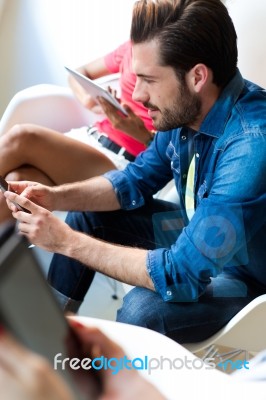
[0,0,135,117]
[0,0,5,20]
[226,0,266,88]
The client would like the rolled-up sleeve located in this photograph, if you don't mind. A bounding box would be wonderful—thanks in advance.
[104,169,146,209]
[104,130,174,209]
[146,196,266,302]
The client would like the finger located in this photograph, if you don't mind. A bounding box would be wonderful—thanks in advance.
[7,181,37,194]
[5,198,18,213]
[99,105,119,122]
[99,98,126,121]
[4,191,42,214]
[107,87,118,100]
[16,220,33,235]
[68,320,125,360]
[121,103,134,116]
[98,96,117,111]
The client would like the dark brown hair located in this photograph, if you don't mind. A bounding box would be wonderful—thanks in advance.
[130,0,238,87]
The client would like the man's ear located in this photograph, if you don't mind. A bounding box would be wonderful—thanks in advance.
[187,64,210,93]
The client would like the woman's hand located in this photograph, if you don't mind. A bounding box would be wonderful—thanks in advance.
[0,321,165,400]
[98,97,153,145]
[69,319,166,400]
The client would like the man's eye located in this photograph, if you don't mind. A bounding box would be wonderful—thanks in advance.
[144,78,154,84]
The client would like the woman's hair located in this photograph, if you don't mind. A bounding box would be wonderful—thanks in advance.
[130,0,238,87]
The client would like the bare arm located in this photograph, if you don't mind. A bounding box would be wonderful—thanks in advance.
[7,176,120,212]
[4,191,154,290]
[66,230,153,289]
[52,176,120,211]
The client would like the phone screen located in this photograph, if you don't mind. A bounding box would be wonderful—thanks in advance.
[0,175,8,192]
[0,232,100,399]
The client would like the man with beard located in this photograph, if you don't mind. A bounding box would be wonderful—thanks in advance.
[5,0,266,344]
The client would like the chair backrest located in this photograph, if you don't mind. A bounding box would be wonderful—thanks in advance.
[0,74,121,135]
[184,294,266,354]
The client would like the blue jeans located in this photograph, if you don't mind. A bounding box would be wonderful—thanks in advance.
[48,199,261,343]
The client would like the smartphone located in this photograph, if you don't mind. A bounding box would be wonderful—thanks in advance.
[0,230,101,399]
[0,175,31,213]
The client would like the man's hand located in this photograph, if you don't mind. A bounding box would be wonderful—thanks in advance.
[7,181,56,211]
[98,97,152,145]
[4,191,72,252]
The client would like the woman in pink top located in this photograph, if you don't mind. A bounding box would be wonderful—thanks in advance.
[0,42,155,223]
[96,41,154,157]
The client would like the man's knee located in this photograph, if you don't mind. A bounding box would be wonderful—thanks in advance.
[116,287,161,329]
[65,211,96,236]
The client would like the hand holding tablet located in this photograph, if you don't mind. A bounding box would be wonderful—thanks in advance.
[65,66,128,116]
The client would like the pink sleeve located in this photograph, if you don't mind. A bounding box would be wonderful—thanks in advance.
[104,41,130,73]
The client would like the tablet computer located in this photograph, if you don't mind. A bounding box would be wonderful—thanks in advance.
[0,229,100,400]
[65,66,128,116]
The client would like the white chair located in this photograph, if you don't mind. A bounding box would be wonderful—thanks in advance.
[0,74,121,135]
[184,294,266,355]
[72,316,264,400]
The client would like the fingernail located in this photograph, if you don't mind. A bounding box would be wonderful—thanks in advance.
[71,320,85,329]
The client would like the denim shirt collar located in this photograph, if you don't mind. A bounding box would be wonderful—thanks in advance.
[199,69,245,138]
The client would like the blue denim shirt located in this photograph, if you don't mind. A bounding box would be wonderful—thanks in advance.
[104,70,266,302]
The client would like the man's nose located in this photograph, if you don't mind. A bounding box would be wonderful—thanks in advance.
[132,80,148,104]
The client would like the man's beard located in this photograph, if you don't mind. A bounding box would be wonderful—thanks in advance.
[144,83,202,131]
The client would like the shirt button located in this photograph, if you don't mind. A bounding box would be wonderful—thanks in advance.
[183,173,187,179]
[196,153,200,158]
[166,290,172,296]
[132,200,136,206]
[181,135,187,141]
